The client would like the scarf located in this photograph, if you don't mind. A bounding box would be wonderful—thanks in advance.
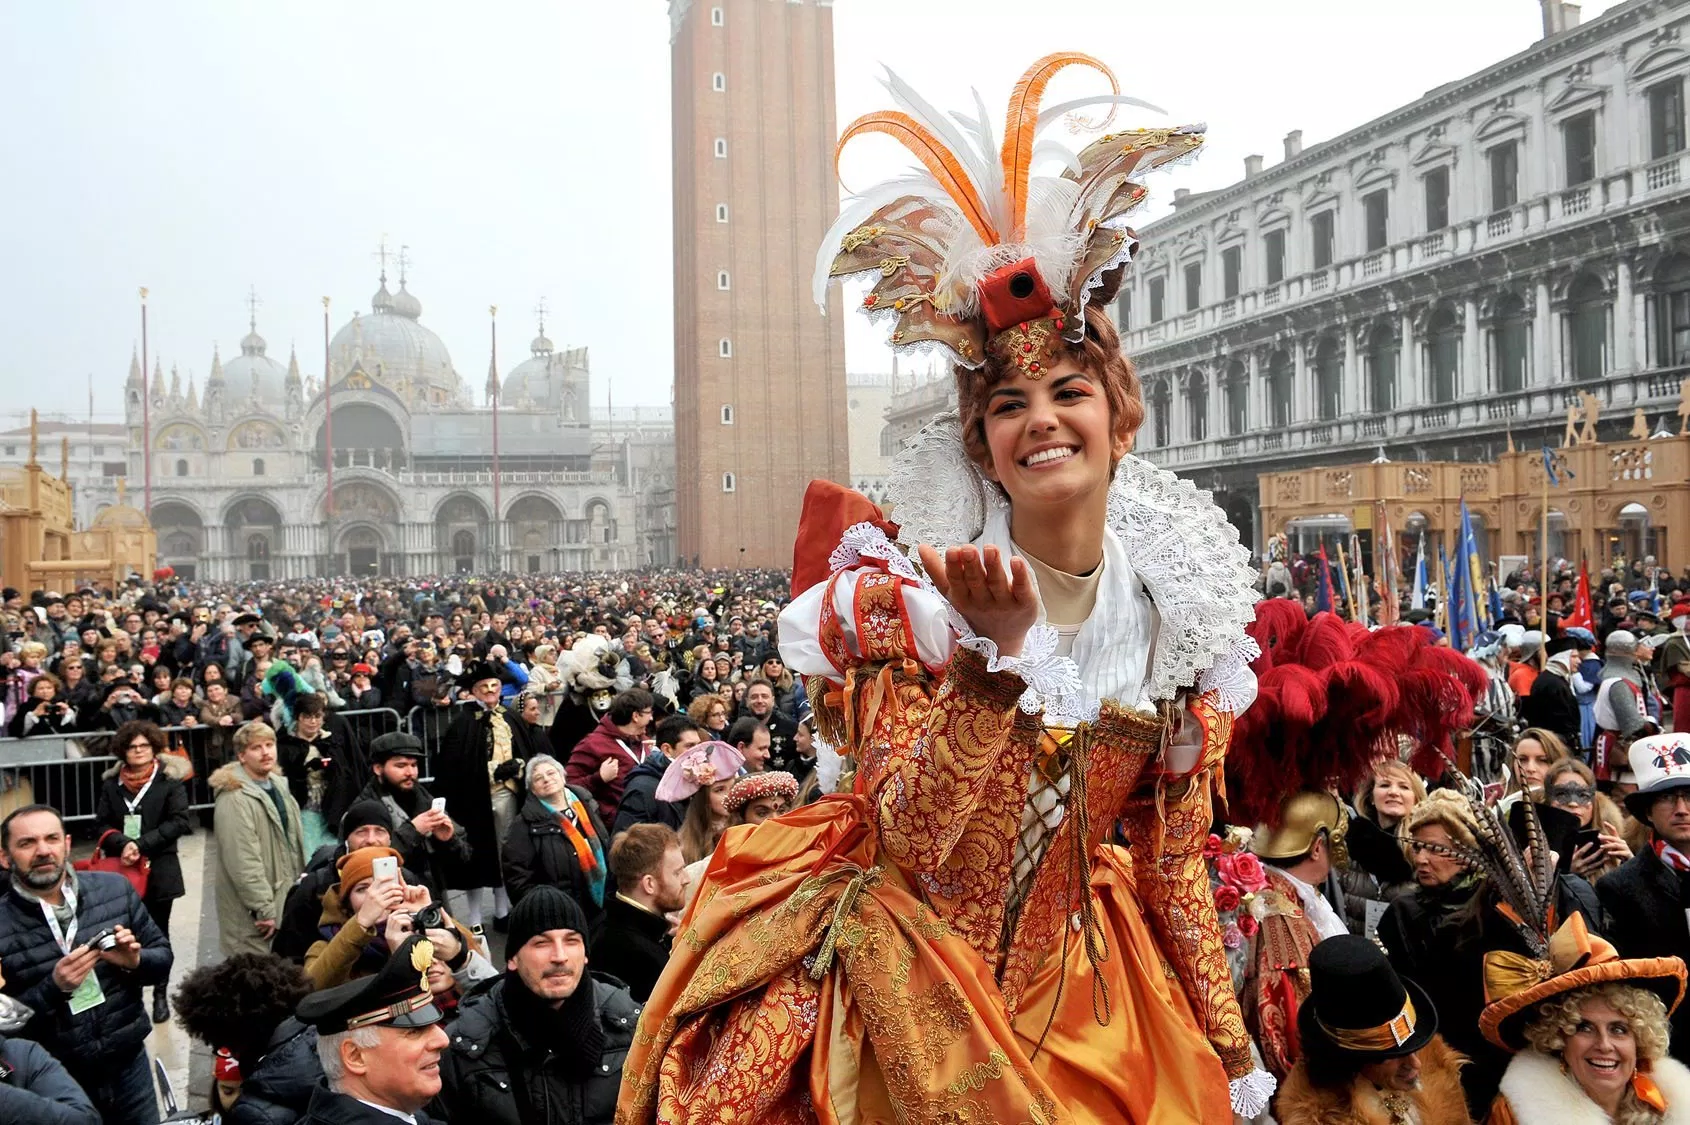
[120,760,158,796]
[502,970,603,1125]
[1656,839,1690,872]
[544,791,606,907]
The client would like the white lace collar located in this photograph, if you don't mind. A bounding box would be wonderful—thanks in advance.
[882,413,1259,713]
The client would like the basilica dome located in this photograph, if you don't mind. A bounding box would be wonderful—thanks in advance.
[503,328,588,419]
[329,272,463,408]
[221,323,290,404]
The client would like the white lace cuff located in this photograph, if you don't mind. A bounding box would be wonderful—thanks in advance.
[1229,1068,1276,1119]
[1197,636,1261,715]
[953,619,1082,717]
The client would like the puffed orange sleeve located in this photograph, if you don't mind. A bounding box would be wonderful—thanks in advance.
[1117,695,1256,1081]
[871,646,1028,875]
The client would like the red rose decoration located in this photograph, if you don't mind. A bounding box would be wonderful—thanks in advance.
[1203,833,1224,859]
[1213,885,1241,913]
[1230,853,1268,892]
[1236,913,1259,938]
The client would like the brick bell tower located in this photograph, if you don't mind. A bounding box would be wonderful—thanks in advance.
[668,0,850,570]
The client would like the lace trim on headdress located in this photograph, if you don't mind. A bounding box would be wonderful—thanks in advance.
[883,415,1257,711]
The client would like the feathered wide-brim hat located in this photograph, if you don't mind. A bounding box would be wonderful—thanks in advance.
[1479,912,1686,1052]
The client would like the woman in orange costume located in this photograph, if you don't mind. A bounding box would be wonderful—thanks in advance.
[616,54,1273,1125]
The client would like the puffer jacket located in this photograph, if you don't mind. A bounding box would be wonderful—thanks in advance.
[227,1017,322,1125]
[0,1034,101,1125]
[0,871,173,1072]
[438,974,638,1125]
[501,789,609,924]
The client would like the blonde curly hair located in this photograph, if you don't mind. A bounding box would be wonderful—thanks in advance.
[1521,981,1671,1064]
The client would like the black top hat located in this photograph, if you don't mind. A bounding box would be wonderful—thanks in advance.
[232,613,262,627]
[456,660,502,690]
[295,935,442,1035]
[369,732,425,763]
[1297,934,1437,1061]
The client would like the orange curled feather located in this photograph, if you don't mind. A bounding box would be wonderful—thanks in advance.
[1001,52,1119,241]
[837,110,999,247]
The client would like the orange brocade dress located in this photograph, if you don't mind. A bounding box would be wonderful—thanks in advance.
[615,569,1250,1125]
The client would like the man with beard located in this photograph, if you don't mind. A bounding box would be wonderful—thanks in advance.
[1275,935,1468,1125]
[438,886,638,1125]
[0,805,173,1125]
[594,824,685,1002]
[295,935,450,1125]
[740,678,797,763]
[355,732,468,897]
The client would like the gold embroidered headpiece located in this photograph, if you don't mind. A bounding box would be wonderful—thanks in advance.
[817,55,1203,372]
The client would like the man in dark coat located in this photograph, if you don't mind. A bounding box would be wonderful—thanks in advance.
[565,688,656,825]
[431,662,520,932]
[355,732,469,897]
[295,936,448,1125]
[594,824,684,1002]
[0,804,173,1125]
[0,1029,100,1125]
[437,887,638,1125]
[1520,647,1583,751]
[1597,732,1690,1064]
[611,713,700,836]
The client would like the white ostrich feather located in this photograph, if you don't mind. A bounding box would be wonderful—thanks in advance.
[1035,92,1167,130]
[880,67,1007,233]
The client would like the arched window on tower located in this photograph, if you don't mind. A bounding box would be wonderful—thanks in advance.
[175,459,188,477]
[1224,360,1248,436]
[1654,254,1690,366]
[1314,336,1342,420]
[1268,351,1294,428]
[1427,303,1460,403]
[1490,292,1530,393]
[1366,319,1399,414]
[1565,272,1609,381]
[1185,372,1208,442]
[253,457,266,477]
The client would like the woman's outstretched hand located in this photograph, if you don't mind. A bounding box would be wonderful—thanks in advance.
[918,543,1037,659]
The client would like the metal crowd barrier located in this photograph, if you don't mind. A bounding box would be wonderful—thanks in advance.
[404,699,475,782]
[0,706,405,825]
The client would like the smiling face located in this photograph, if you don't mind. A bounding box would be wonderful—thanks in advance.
[978,357,1131,516]
[1371,768,1417,826]
[1561,996,1638,1107]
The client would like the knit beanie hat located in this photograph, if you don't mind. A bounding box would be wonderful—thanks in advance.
[507,885,590,954]
[336,846,403,904]
[339,800,392,841]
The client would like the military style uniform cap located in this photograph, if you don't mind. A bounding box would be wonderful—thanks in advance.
[295,935,442,1035]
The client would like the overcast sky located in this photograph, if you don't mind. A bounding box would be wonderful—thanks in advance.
[0,0,1624,425]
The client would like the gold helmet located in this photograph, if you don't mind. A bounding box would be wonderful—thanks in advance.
[1251,790,1350,866]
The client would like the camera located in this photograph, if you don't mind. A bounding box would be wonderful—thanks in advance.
[87,927,119,952]
[410,901,445,932]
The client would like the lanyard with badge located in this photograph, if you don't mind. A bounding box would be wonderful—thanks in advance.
[121,764,158,841]
[40,881,104,1015]
[617,738,646,766]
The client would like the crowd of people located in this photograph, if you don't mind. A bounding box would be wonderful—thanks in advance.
[0,570,819,1124]
[0,535,1682,1125]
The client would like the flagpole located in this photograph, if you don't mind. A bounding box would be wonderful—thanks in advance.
[1541,453,1551,616]
[139,287,151,517]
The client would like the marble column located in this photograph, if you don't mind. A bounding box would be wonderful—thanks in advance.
[1534,279,1554,387]
[1208,367,1225,440]
[1462,297,1483,398]
[1343,327,1360,419]
[1615,256,1637,373]
[1293,342,1309,424]
[1399,312,1420,408]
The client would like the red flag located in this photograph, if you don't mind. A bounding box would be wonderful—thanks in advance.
[1563,560,1595,632]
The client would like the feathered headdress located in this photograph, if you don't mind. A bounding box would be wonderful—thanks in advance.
[262,659,311,734]
[1225,600,1488,826]
[818,54,1202,370]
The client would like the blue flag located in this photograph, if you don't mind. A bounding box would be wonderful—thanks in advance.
[1449,499,1485,650]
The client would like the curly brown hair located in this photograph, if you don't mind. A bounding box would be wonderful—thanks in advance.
[954,302,1144,479]
[1521,981,1671,1063]
[173,953,313,1069]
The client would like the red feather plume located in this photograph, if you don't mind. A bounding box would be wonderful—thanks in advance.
[1224,606,1484,827]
